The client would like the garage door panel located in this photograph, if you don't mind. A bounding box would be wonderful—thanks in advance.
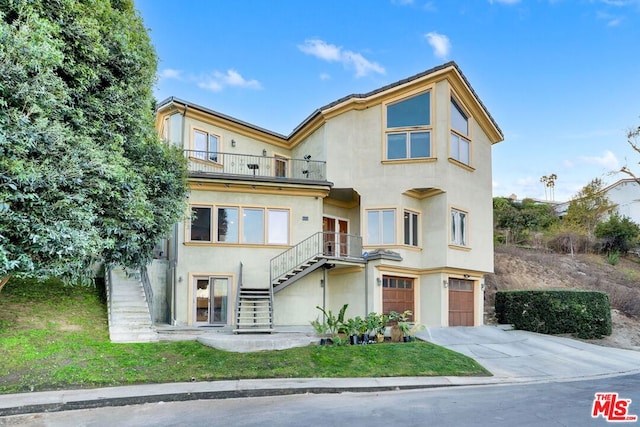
[448,278,474,326]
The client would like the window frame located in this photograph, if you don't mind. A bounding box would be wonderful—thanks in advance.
[383,89,434,162]
[189,206,213,242]
[449,96,472,166]
[192,128,220,163]
[403,209,420,247]
[188,204,290,246]
[366,208,396,246]
[450,208,468,247]
[216,206,239,243]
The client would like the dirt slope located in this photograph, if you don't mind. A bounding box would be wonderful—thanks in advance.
[485,246,640,351]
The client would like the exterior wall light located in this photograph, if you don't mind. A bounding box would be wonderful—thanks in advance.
[262,149,267,156]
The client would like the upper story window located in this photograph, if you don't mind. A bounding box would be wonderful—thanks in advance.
[385,91,432,160]
[450,98,471,166]
[367,209,396,245]
[189,205,289,246]
[451,208,467,247]
[194,129,219,163]
[403,210,419,247]
[190,207,212,242]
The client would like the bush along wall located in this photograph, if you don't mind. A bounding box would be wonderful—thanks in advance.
[495,290,612,339]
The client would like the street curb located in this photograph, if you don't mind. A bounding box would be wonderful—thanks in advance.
[0,383,460,417]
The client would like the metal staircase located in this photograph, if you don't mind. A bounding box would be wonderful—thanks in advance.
[233,232,363,333]
[270,232,363,293]
[233,287,274,334]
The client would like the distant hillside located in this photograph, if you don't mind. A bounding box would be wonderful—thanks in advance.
[485,246,640,351]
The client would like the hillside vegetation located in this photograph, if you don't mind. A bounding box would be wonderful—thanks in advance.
[486,246,640,350]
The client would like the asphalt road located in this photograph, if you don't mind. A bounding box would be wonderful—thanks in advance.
[2,374,639,427]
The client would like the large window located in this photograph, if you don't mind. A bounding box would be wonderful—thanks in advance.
[385,92,432,160]
[267,209,289,244]
[194,129,219,162]
[190,205,289,245]
[242,208,265,244]
[190,207,212,241]
[451,209,467,246]
[217,207,238,243]
[450,98,470,165]
[403,210,419,247]
[367,209,396,245]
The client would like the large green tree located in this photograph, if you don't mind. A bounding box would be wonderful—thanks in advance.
[564,178,614,238]
[0,0,187,285]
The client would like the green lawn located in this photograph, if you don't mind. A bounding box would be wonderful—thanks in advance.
[0,277,490,394]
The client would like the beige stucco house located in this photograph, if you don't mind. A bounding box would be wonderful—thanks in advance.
[150,61,503,332]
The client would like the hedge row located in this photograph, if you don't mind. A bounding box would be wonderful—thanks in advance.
[495,290,612,339]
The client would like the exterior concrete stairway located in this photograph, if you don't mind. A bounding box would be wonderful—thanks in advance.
[106,267,158,343]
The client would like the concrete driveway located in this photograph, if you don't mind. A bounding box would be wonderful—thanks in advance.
[418,326,640,381]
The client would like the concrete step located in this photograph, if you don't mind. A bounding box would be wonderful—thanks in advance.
[107,266,157,344]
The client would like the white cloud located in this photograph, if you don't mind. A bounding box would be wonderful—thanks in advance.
[298,39,386,78]
[578,150,620,170]
[425,32,451,59]
[391,0,414,4]
[319,73,331,80]
[158,68,182,80]
[197,69,262,92]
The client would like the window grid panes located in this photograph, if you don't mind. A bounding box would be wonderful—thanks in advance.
[451,209,467,246]
[385,91,432,161]
[451,98,469,136]
[267,209,289,245]
[217,207,238,243]
[190,205,289,245]
[451,133,470,165]
[190,207,212,242]
[194,129,219,162]
[404,210,419,246]
[367,209,396,245]
[242,208,265,244]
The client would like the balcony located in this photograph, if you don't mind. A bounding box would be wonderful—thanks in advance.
[185,150,326,182]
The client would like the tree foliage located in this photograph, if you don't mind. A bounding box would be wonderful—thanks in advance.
[594,213,640,254]
[493,197,559,244]
[0,0,187,283]
[563,178,614,238]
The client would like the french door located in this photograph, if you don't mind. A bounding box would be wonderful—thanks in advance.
[194,277,230,325]
[323,216,349,257]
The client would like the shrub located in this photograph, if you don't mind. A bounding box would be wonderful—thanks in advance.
[595,213,640,255]
[495,290,612,339]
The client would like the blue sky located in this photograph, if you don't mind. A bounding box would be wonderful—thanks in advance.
[136,0,640,202]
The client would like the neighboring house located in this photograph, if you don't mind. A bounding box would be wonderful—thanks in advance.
[554,178,640,225]
[149,61,503,332]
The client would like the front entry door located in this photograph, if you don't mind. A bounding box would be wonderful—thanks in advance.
[323,216,348,257]
[195,277,229,325]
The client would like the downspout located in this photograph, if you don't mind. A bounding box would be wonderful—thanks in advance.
[322,268,327,313]
[364,261,368,315]
[172,102,189,325]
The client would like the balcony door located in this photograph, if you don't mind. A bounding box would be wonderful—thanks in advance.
[323,216,348,257]
[194,277,230,325]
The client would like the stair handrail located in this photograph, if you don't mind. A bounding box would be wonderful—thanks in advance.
[270,232,364,285]
[234,262,243,328]
[139,266,154,323]
[270,232,324,284]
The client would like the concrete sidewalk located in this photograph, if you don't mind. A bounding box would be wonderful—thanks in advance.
[2,326,640,417]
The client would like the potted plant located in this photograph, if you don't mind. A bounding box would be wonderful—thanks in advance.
[389,310,412,342]
[344,316,365,345]
[315,303,349,341]
[310,317,331,345]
